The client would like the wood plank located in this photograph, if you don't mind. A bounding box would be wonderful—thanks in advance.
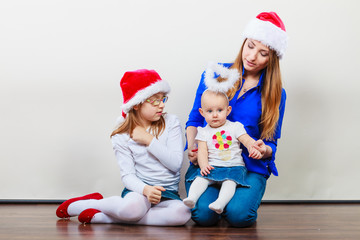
[0,203,359,240]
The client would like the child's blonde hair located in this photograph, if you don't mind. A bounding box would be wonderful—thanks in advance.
[110,106,166,138]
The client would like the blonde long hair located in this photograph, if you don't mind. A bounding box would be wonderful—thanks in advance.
[226,40,283,140]
[110,107,166,138]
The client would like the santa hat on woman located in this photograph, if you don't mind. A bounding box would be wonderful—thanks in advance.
[119,69,170,120]
[242,11,288,59]
[204,12,288,92]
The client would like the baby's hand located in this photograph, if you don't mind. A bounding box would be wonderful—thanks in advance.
[249,147,263,159]
[200,164,214,176]
[251,139,266,159]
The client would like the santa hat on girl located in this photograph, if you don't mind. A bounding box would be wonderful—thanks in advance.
[119,69,170,119]
[242,11,288,59]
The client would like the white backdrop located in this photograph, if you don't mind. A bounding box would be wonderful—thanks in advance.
[1,0,360,200]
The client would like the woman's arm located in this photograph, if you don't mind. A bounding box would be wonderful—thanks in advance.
[184,71,210,165]
[186,126,198,165]
[262,144,273,159]
[185,71,207,129]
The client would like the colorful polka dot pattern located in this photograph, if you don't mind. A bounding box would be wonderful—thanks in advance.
[212,130,232,150]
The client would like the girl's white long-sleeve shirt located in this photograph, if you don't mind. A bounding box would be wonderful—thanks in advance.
[111,114,184,195]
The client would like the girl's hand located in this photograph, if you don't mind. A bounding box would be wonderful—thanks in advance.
[131,126,154,146]
[200,164,214,176]
[188,147,198,165]
[249,146,263,159]
[250,140,266,159]
[143,185,165,204]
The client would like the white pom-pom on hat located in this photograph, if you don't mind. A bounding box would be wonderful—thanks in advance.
[204,62,240,93]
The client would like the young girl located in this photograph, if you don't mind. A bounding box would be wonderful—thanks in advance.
[56,69,191,226]
[183,89,265,214]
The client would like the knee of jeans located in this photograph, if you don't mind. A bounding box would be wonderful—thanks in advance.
[225,209,257,228]
[191,202,220,226]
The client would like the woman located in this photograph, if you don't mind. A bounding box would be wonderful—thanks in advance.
[185,12,288,227]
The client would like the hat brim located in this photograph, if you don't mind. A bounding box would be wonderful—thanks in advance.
[242,18,288,59]
[121,80,171,114]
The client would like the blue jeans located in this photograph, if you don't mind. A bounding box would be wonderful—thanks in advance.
[185,164,267,227]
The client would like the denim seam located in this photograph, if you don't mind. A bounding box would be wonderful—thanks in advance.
[248,177,266,222]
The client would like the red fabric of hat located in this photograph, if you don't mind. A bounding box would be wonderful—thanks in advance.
[256,12,286,32]
[121,69,162,106]
[242,11,288,58]
[119,69,170,118]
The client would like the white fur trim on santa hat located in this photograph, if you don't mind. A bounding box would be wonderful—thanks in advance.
[121,80,170,114]
[115,115,125,126]
[242,18,288,59]
[204,62,240,93]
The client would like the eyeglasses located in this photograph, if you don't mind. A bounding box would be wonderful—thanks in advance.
[145,96,168,106]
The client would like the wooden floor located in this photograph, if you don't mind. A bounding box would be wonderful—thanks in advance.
[0,203,359,240]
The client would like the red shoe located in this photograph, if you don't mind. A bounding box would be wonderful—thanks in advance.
[56,192,103,218]
[78,209,101,224]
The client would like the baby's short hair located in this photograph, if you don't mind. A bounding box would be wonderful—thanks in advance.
[201,89,229,106]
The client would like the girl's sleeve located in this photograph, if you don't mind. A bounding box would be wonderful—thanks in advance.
[234,121,248,138]
[147,115,184,173]
[195,126,206,142]
[263,89,287,176]
[112,135,146,194]
[185,71,207,129]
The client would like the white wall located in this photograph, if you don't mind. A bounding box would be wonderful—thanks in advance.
[1,0,359,200]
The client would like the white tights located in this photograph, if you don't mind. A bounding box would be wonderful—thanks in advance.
[67,192,191,226]
[183,177,237,214]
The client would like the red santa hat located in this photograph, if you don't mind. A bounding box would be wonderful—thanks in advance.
[242,12,288,59]
[119,69,170,119]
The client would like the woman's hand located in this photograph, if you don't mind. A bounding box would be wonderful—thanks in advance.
[188,147,198,165]
[143,185,165,204]
[131,126,154,146]
[249,146,264,159]
[251,140,267,159]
